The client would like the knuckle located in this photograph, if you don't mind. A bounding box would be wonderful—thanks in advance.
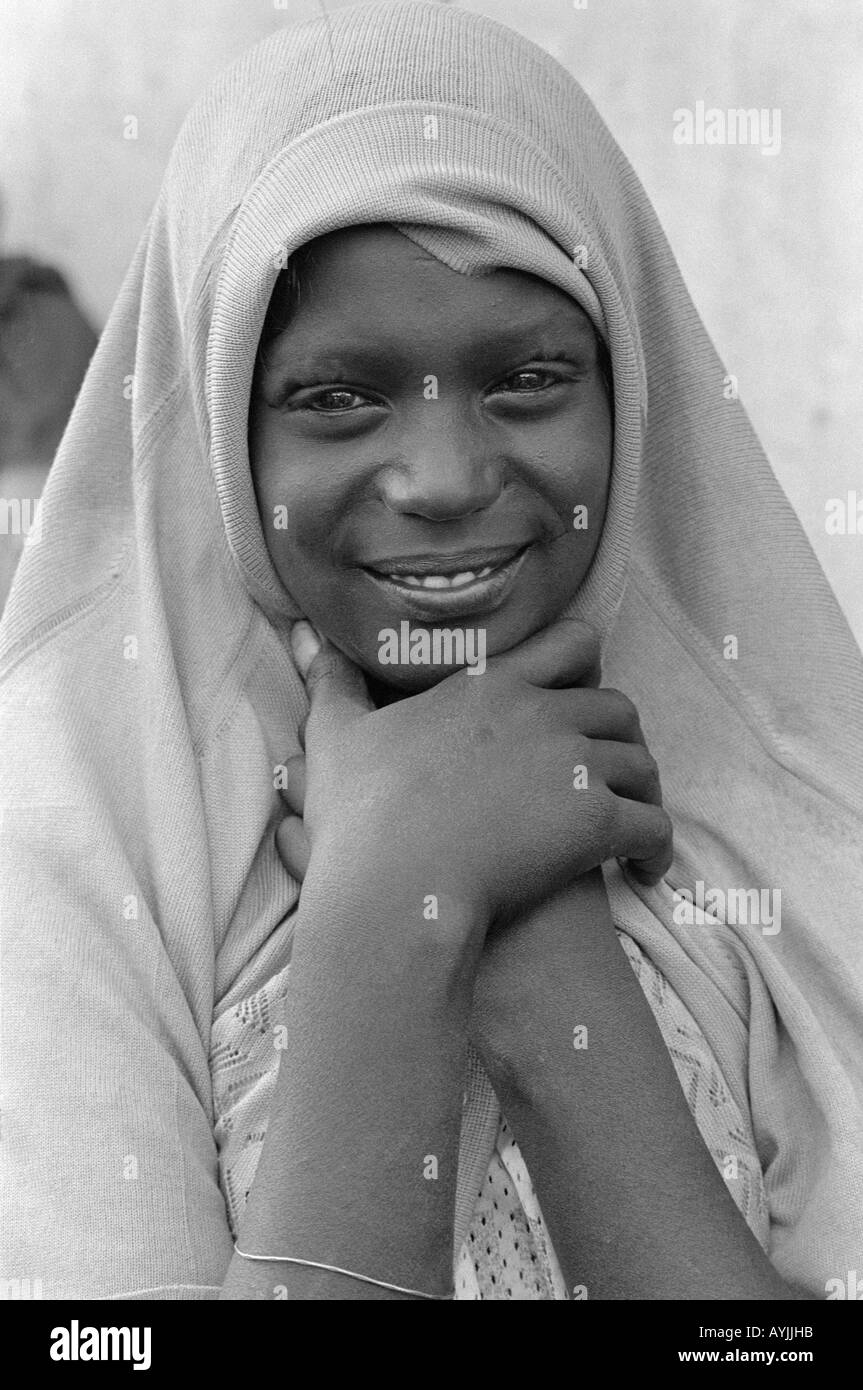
[304,652,340,695]
[566,618,602,669]
[275,814,310,872]
[635,746,661,796]
[584,627,602,668]
[592,789,622,844]
[274,815,294,858]
[650,805,674,853]
[604,687,641,736]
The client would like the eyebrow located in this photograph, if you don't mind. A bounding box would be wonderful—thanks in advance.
[261,311,600,381]
[485,312,599,353]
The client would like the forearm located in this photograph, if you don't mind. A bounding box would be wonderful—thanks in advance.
[220,855,478,1300]
[472,870,813,1301]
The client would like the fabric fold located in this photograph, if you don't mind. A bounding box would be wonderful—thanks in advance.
[1,0,861,1298]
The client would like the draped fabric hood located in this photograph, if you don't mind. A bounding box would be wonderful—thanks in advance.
[2,0,861,1298]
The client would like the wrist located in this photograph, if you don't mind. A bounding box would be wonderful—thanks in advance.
[300,831,489,1005]
[243,874,472,1290]
[469,871,619,1098]
[310,805,491,921]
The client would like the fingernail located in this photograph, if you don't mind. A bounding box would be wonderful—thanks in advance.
[627,863,661,887]
[290,620,321,677]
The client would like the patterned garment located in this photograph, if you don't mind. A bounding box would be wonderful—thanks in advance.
[211,929,769,1299]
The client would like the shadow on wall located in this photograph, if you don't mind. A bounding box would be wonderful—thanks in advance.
[0,253,97,613]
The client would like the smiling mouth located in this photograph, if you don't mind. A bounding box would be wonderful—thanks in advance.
[361,544,531,615]
[364,544,529,587]
[371,560,501,590]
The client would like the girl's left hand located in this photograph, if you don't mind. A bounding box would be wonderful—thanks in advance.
[275,746,615,1076]
[274,637,665,1069]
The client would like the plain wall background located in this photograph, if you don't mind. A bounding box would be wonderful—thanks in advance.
[1,0,861,645]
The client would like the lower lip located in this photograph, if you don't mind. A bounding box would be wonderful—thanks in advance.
[361,548,530,618]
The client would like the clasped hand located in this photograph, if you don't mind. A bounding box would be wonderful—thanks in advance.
[274,616,672,1061]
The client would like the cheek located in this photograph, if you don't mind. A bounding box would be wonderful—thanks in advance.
[575,451,612,577]
[583,444,612,547]
[250,418,342,577]
[260,493,344,608]
[534,401,612,600]
[577,392,613,514]
[544,400,612,532]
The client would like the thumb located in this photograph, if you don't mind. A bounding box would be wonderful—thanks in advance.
[499,615,602,690]
[290,621,375,740]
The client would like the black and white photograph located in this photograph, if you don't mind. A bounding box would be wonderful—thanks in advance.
[0,0,861,1349]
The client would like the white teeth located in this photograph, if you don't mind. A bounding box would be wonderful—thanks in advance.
[385,564,496,589]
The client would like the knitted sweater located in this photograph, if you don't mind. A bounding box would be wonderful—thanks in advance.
[2,2,862,1299]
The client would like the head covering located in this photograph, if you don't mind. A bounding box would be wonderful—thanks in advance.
[2,0,862,1299]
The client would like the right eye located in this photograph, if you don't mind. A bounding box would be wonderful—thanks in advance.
[293,387,378,413]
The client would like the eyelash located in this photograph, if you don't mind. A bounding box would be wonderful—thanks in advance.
[290,362,582,414]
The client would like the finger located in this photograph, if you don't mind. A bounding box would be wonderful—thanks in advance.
[278,754,305,815]
[290,621,375,742]
[290,620,322,678]
[496,615,602,690]
[609,798,674,883]
[275,814,311,882]
[555,687,646,744]
[591,740,662,806]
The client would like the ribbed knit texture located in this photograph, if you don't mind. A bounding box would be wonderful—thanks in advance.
[1,0,862,1298]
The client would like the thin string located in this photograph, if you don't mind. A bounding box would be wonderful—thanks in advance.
[233,1244,454,1300]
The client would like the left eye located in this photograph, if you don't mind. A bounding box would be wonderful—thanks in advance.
[494,370,560,394]
[304,388,368,412]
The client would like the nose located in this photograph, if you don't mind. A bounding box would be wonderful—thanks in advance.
[377,406,503,520]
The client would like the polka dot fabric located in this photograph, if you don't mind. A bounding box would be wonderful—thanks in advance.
[452,929,769,1299]
[455,1116,568,1299]
[213,930,768,1299]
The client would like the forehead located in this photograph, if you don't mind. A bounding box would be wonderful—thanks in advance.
[262,223,599,352]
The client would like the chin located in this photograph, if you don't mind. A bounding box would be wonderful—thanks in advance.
[363,661,447,695]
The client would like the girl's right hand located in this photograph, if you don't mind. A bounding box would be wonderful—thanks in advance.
[280,616,672,933]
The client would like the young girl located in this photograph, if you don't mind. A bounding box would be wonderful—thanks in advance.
[2,0,861,1301]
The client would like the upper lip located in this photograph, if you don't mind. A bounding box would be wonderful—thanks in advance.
[362,544,529,577]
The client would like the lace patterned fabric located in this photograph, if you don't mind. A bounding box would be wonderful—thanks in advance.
[211,928,768,1299]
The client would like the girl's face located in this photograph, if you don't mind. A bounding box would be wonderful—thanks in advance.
[249,223,612,693]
